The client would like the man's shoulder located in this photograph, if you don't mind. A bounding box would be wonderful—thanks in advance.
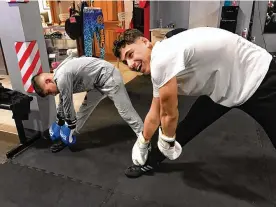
[151,42,177,71]
[54,66,71,82]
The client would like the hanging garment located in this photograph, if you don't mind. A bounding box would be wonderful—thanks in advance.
[83,7,105,59]
[65,15,82,40]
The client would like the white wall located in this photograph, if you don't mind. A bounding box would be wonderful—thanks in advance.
[150,1,222,30]
[235,1,253,35]
[187,0,276,52]
[189,1,222,28]
[150,1,190,29]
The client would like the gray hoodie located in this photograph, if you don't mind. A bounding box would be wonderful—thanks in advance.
[53,53,114,127]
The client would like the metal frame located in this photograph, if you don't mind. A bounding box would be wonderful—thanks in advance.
[0,98,40,159]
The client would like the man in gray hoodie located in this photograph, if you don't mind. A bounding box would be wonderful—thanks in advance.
[31,50,143,152]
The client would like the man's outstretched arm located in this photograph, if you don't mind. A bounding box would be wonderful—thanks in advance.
[132,96,160,166]
[159,77,179,137]
[143,97,161,140]
[157,76,182,161]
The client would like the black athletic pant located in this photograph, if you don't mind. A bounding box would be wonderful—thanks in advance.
[147,59,276,167]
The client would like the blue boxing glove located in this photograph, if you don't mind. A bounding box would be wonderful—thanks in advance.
[49,118,65,141]
[60,121,77,145]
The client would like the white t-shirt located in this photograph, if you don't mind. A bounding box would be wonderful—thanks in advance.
[151,27,272,107]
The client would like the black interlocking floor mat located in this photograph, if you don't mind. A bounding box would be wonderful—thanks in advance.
[0,162,109,207]
[2,76,276,206]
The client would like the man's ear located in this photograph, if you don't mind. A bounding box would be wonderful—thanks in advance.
[146,40,153,49]
[45,78,52,84]
[141,37,150,46]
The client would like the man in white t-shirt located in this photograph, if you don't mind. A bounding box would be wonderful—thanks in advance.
[113,27,275,178]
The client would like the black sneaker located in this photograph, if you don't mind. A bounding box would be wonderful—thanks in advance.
[50,140,67,153]
[124,164,155,178]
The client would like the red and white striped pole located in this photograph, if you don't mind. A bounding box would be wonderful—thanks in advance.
[14,41,43,93]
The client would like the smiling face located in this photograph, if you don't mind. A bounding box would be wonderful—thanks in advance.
[120,37,152,75]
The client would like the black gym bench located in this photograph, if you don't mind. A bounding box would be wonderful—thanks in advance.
[0,88,40,159]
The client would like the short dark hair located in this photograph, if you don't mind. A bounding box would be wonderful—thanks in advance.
[113,29,144,58]
[31,74,46,97]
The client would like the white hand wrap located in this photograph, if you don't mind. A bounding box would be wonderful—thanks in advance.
[132,132,150,166]
[157,127,182,160]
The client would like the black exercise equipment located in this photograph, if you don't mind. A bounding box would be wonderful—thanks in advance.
[0,85,40,158]
[219,6,239,33]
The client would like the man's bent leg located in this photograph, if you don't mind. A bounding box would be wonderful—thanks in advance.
[125,95,230,178]
[100,69,143,137]
[239,60,276,149]
[240,105,276,149]
[75,90,106,135]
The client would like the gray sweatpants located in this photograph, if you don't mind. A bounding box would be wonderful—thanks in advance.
[74,68,143,137]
